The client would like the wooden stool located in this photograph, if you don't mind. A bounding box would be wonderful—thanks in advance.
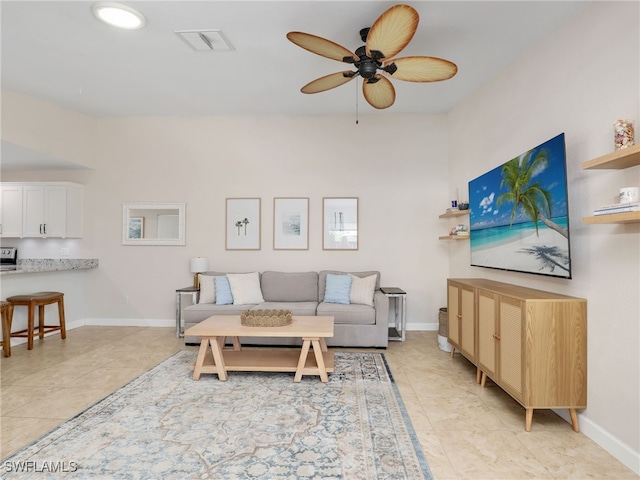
[0,301,12,357]
[7,292,66,350]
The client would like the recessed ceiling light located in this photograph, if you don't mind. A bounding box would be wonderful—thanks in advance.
[92,2,146,30]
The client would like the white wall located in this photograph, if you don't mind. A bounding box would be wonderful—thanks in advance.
[447,2,639,472]
[1,110,454,331]
[80,114,451,328]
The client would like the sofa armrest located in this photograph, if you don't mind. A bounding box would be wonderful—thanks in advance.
[374,290,390,328]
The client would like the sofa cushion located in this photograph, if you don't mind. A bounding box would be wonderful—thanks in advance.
[319,270,381,302]
[349,274,376,306]
[324,273,352,304]
[198,274,216,304]
[261,271,318,302]
[316,302,375,325]
[227,272,265,305]
[252,302,318,316]
[215,276,234,305]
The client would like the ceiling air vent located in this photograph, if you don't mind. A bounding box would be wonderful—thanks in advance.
[175,30,234,52]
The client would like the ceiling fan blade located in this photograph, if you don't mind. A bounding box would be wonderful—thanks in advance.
[301,71,356,94]
[287,32,357,63]
[362,75,396,109]
[366,4,419,60]
[385,56,458,82]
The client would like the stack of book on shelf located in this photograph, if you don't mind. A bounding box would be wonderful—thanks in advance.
[593,201,639,216]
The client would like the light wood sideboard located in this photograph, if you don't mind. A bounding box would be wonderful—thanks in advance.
[447,278,587,432]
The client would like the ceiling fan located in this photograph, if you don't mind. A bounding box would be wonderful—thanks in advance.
[286,4,458,110]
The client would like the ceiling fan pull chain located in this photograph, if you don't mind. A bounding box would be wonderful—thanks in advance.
[355,77,359,125]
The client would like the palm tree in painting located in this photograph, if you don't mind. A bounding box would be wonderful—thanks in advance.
[496,149,568,238]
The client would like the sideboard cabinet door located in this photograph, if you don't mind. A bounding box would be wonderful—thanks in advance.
[447,280,477,364]
[498,296,524,402]
[477,288,498,381]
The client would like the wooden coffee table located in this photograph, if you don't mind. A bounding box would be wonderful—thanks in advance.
[185,315,334,382]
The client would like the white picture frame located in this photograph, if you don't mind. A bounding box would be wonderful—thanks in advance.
[273,197,309,250]
[226,198,261,250]
[323,197,358,250]
[121,203,186,246]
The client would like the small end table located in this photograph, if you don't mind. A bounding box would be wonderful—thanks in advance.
[176,286,199,338]
[381,287,406,342]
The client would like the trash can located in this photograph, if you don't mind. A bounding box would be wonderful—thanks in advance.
[437,307,452,352]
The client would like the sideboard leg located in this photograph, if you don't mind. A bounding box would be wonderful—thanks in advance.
[569,408,580,432]
[450,346,456,358]
[525,408,534,431]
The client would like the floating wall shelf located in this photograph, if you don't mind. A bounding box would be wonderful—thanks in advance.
[582,144,640,224]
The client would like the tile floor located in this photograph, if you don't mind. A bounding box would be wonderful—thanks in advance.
[1,327,637,479]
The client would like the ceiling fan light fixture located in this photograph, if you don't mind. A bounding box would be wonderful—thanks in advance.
[92,2,146,29]
[288,4,457,110]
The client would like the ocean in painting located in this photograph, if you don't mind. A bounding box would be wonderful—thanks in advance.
[470,217,569,249]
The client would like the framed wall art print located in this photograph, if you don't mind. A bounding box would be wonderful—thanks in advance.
[226,198,261,250]
[273,197,309,250]
[323,197,358,250]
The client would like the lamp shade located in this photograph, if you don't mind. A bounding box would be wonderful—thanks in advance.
[190,257,209,273]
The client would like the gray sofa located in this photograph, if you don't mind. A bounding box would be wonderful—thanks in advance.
[183,270,389,348]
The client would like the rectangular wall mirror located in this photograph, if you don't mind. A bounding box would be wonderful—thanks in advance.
[122,203,186,245]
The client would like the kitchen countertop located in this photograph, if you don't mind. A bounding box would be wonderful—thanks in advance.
[0,258,99,275]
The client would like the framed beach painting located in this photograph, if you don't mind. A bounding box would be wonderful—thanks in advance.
[469,133,571,278]
[323,197,358,250]
[226,198,261,250]
[273,197,309,250]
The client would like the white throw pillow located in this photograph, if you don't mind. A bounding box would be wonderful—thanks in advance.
[227,272,265,305]
[198,275,216,304]
[349,274,377,306]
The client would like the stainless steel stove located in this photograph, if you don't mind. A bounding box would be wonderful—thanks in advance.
[0,247,17,271]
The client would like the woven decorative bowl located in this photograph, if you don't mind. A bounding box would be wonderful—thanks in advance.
[241,309,293,327]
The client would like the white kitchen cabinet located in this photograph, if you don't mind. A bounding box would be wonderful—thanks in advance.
[0,182,83,238]
[23,185,65,237]
[0,185,23,237]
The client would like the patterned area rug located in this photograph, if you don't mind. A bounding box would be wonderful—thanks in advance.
[3,351,432,479]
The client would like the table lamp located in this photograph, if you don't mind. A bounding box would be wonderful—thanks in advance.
[190,257,209,288]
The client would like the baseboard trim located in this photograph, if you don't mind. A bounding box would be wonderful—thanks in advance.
[407,322,437,331]
[554,409,639,475]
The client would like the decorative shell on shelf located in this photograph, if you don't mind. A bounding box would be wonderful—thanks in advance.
[241,309,293,327]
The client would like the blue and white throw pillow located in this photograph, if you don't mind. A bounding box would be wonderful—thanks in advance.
[215,276,234,305]
[324,273,352,304]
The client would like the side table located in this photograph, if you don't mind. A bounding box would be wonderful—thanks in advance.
[381,287,406,342]
[176,286,199,338]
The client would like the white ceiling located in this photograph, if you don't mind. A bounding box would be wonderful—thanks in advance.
[1,0,588,169]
